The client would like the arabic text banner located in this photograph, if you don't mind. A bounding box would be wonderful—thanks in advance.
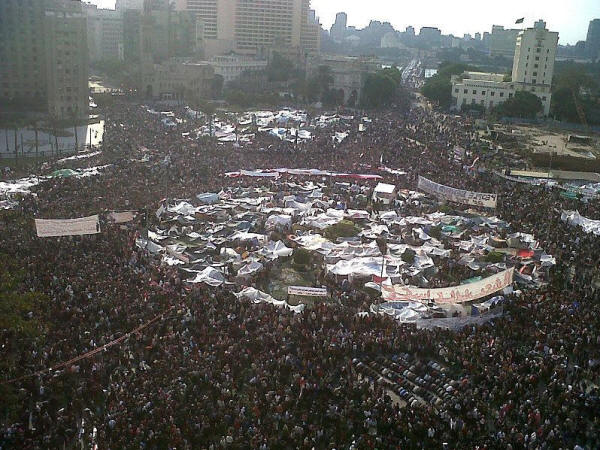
[35,215,100,238]
[382,268,514,304]
[418,176,498,208]
[288,286,328,297]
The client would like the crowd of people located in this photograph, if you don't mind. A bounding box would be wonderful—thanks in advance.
[1,96,599,449]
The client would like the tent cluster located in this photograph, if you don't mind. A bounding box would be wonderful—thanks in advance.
[139,178,554,327]
[192,108,367,146]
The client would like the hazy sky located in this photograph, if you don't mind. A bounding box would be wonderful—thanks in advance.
[87,0,599,45]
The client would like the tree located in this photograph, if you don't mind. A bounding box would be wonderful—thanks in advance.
[421,62,479,108]
[267,53,297,82]
[212,74,224,99]
[362,72,397,108]
[494,91,543,119]
[421,77,453,108]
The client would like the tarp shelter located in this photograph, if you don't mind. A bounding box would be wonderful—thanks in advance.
[50,169,78,178]
[235,287,305,313]
[373,183,397,205]
[197,193,219,204]
[187,267,226,286]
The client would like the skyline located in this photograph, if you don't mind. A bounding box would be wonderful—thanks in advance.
[86,0,600,45]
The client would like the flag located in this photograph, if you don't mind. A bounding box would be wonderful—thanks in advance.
[515,18,524,24]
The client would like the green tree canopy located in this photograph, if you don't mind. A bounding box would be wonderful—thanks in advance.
[361,67,406,109]
[421,62,479,108]
[267,53,297,82]
[494,91,543,119]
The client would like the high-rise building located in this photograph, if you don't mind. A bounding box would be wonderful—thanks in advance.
[182,0,320,58]
[419,27,442,47]
[124,0,202,64]
[0,0,89,118]
[84,4,124,63]
[586,19,600,61]
[451,20,558,116]
[511,20,558,92]
[488,25,520,58]
[116,0,145,12]
[330,12,347,43]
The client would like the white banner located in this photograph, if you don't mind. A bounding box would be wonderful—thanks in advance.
[288,286,328,297]
[382,268,514,304]
[35,215,100,238]
[108,211,136,224]
[418,176,497,208]
[561,210,600,236]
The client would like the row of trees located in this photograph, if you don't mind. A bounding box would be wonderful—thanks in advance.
[225,54,410,109]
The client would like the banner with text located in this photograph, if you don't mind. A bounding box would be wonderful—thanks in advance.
[382,268,514,304]
[35,215,100,238]
[288,286,328,297]
[418,176,498,208]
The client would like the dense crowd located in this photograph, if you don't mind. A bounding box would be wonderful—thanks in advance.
[1,97,599,449]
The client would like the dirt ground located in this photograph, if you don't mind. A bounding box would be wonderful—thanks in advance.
[507,125,599,160]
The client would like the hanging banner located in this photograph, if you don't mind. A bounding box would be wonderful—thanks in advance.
[288,286,328,297]
[418,176,497,208]
[35,215,100,238]
[382,268,514,304]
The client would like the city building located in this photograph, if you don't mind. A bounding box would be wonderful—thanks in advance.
[381,32,407,49]
[310,55,380,105]
[452,20,558,116]
[586,19,600,61]
[330,12,348,43]
[123,0,201,64]
[0,0,89,118]
[207,54,267,84]
[488,25,520,58]
[419,27,442,47]
[84,4,124,63]
[181,0,320,58]
[141,58,215,101]
[115,0,144,12]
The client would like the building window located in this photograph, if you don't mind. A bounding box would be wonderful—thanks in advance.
[464,89,468,94]
[455,88,459,93]
[481,91,486,95]
[536,48,541,53]
[491,91,495,96]
[472,90,477,94]
[500,92,504,97]
[533,72,537,76]
[509,93,513,98]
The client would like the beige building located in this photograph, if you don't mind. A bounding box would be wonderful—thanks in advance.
[207,55,268,84]
[181,0,320,58]
[310,55,381,105]
[0,0,89,118]
[141,59,215,101]
[452,20,558,116]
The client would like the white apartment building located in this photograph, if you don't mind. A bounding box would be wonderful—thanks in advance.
[452,20,558,116]
[208,55,267,84]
